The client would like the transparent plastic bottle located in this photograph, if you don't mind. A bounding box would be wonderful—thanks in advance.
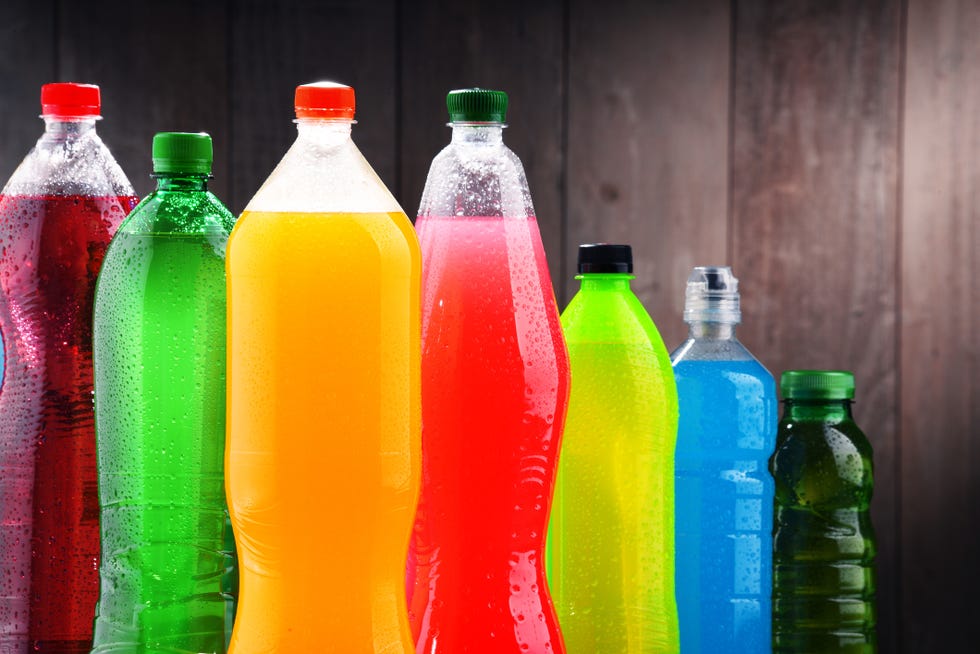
[670,267,776,652]
[407,88,570,654]
[225,82,420,653]
[92,132,237,652]
[0,82,137,654]
[547,243,679,653]
[771,371,876,653]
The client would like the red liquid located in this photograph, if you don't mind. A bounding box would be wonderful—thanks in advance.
[408,215,570,654]
[0,194,136,653]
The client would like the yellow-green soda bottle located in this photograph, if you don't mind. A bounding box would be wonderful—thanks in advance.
[547,243,679,653]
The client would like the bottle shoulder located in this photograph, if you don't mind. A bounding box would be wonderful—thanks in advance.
[771,419,874,507]
[672,342,775,392]
[775,418,873,460]
[119,189,236,236]
[244,134,403,215]
[3,128,134,198]
[561,287,666,347]
[671,335,768,366]
[418,141,534,218]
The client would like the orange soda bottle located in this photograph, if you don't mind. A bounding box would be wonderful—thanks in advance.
[225,82,421,652]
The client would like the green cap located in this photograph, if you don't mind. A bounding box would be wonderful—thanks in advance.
[781,370,855,400]
[152,132,213,175]
[447,88,508,123]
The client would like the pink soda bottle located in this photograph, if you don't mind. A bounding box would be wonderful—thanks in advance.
[408,88,570,653]
[0,83,137,653]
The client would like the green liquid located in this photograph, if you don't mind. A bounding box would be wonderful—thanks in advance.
[770,402,876,653]
[92,183,237,653]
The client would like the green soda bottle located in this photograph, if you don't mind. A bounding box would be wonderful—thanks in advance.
[92,132,237,652]
[771,370,876,653]
[547,244,679,653]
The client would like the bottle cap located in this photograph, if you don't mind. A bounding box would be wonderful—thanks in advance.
[41,83,101,117]
[684,266,741,324]
[295,81,355,119]
[152,132,213,175]
[781,370,855,400]
[447,88,508,123]
[577,243,632,273]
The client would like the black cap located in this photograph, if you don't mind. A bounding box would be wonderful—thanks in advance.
[577,243,632,273]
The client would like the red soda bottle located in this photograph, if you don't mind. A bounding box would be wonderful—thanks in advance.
[408,88,570,653]
[0,83,137,653]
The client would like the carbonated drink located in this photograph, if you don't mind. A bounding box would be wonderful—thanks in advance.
[92,132,237,652]
[0,83,136,653]
[548,243,679,653]
[671,266,776,652]
[226,82,420,653]
[408,88,569,654]
[771,370,876,653]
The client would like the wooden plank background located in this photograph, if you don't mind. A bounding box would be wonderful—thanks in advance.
[731,3,902,651]
[901,0,980,650]
[0,0,975,650]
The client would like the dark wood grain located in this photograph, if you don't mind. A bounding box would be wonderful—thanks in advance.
[901,1,980,650]
[229,0,397,214]
[731,1,902,650]
[0,1,56,188]
[58,1,231,201]
[397,0,566,294]
[566,0,730,342]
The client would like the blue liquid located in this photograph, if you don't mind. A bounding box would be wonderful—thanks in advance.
[672,357,776,652]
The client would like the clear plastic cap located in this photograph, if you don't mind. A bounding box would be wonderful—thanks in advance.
[684,266,741,324]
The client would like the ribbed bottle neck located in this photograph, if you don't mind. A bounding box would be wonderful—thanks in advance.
[154,174,209,192]
[42,116,98,141]
[687,321,738,340]
[577,273,634,291]
[295,118,353,144]
[783,399,853,422]
[450,123,504,145]
[683,266,741,323]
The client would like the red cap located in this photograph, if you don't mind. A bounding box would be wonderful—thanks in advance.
[41,83,101,117]
[294,81,355,119]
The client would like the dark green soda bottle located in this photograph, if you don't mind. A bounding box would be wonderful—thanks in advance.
[771,370,876,653]
[92,132,237,652]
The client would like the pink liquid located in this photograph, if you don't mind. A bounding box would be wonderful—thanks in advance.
[408,215,570,654]
[0,193,136,652]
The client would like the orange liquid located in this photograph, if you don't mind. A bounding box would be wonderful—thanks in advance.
[226,210,420,652]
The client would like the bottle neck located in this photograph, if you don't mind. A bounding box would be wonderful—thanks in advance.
[295,118,354,145]
[784,399,853,422]
[687,321,738,340]
[577,273,634,292]
[154,173,209,192]
[42,115,98,141]
[450,123,505,145]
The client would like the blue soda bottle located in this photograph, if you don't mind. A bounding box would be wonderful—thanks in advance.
[670,266,777,652]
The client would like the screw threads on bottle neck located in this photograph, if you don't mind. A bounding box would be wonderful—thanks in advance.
[684,265,741,324]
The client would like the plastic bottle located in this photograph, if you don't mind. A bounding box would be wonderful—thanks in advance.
[225,82,420,653]
[0,82,137,654]
[547,243,679,653]
[91,132,237,652]
[771,370,876,653]
[407,88,570,654]
[670,266,776,652]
